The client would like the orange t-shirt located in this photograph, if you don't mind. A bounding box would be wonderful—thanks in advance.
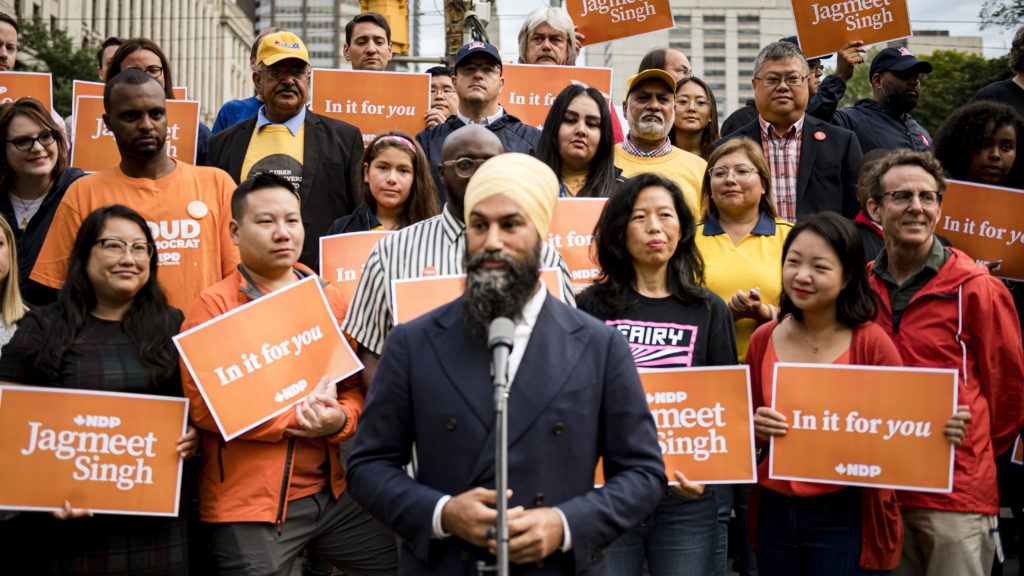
[31,161,240,312]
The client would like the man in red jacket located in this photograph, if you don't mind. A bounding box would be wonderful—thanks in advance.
[866,150,1024,576]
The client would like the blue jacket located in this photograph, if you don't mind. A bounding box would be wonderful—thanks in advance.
[417,113,541,204]
[832,98,932,154]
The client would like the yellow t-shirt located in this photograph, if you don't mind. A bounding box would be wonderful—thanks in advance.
[32,161,240,312]
[696,213,792,361]
[613,145,706,213]
[240,124,305,192]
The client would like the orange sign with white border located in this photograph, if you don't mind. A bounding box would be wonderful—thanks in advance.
[319,231,394,305]
[72,79,187,101]
[500,64,614,130]
[174,276,362,441]
[0,385,187,516]
[391,268,565,325]
[0,71,53,112]
[792,0,912,59]
[548,198,606,292]
[769,363,957,492]
[936,180,1024,281]
[71,96,200,172]
[567,0,674,47]
[310,69,429,145]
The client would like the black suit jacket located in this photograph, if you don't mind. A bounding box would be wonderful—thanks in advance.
[714,115,863,219]
[207,111,364,268]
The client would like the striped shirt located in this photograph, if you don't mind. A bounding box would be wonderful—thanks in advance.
[759,115,804,222]
[340,206,577,355]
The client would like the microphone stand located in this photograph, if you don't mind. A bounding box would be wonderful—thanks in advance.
[478,317,514,576]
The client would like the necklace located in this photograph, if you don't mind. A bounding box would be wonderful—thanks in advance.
[796,320,838,354]
[9,192,46,229]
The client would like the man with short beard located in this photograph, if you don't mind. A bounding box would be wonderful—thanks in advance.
[614,69,706,211]
[832,46,933,154]
[347,153,665,575]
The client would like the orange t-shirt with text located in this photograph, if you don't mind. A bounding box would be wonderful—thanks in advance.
[31,161,240,312]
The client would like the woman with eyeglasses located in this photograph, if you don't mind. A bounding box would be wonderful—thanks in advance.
[107,38,213,165]
[327,131,439,234]
[0,204,197,575]
[670,77,720,160]
[0,97,85,306]
[536,84,622,197]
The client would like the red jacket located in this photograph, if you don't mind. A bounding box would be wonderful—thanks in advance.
[747,320,904,571]
[869,246,1024,514]
[182,264,364,524]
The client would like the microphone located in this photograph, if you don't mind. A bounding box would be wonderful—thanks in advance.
[488,317,515,391]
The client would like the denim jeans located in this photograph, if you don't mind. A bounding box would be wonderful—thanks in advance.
[606,486,719,576]
[716,483,757,576]
[756,487,889,576]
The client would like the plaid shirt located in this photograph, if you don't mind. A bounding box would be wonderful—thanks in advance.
[622,135,674,158]
[759,115,804,222]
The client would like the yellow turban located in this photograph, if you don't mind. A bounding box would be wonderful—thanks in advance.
[463,153,559,238]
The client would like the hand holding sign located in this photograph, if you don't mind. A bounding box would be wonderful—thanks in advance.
[286,377,346,438]
[754,406,789,441]
[943,405,970,448]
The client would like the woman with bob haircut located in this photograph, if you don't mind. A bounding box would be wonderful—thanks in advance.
[0,97,85,305]
[578,172,736,576]
[747,212,968,576]
[328,131,439,233]
[0,204,197,575]
[537,84,621,198]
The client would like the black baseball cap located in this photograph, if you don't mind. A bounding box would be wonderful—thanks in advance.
[454,41,502,71]
[870,46,933,77]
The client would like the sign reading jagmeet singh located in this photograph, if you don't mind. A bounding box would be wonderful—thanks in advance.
[568,0,674,47]
[792,0,912,59]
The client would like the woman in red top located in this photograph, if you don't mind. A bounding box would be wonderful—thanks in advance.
[747,212,968,575]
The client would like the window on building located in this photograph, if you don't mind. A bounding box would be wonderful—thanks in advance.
[704,42,725,49]
[739,43,760,50]
[738,15,760,23]
[704,15,725,23]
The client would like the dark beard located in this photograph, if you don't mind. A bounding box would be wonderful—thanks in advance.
[462,245,541,340]
[880,83,918,115]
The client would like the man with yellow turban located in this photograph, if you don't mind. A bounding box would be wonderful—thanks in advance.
[347,153,665,575]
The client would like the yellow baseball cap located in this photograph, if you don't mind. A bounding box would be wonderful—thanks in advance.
[257,31,309,67]
[625,69,677,96]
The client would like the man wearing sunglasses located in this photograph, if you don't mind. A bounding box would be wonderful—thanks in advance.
[208,30,364,270]
[342,125,574,389]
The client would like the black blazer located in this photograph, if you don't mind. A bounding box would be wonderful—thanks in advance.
[207,111,364,268]
[714,115,863,219]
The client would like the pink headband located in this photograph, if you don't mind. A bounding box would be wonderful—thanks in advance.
[375,134,416,151]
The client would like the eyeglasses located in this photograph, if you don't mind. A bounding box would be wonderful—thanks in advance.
[263,65,309,80]
[882,190,942,207]
[753,74,808,88]
[442,157,489,178]
[677,96,710,108]
[430,87,456,96]
[808,63,825,72]
[7,131,55,151]
[710,165,758,180]
[135,65,163,79]
[95,238,155,260]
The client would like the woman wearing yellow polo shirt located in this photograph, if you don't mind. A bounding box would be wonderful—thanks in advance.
[695,137,791,576]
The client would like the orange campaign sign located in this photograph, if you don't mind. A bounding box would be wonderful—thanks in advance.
[319,231,394,305]
[567,0,674,47]
[310,69,430,145]
[71,96,200,172]
[1012,435,1023,466]
[173,276,363,441]
[595,367,756,486]
[500,64,614,130]
[936,180,1024,281]
[0,71,53,111]
[547,198,606,292]
[391,268,565,325]
[792,0,912,59]
[72,79,187,100]
[0,385,187,516]
[769,363,957,492]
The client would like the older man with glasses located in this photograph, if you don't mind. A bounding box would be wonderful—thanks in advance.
[207,30,364,269]
[714,41,862,222]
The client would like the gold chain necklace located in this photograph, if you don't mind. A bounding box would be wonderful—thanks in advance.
[796,321,838,354]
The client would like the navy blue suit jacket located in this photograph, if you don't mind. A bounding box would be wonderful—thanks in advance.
[347,294,665,575]
[714,115,863,219]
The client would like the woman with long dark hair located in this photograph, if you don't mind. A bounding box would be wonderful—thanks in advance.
[536,84,620,197]
[327,131,439,233]
[0,204,196,575]
[0,97,85,305]
[578,172,736,575]
[670,76,720,159]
